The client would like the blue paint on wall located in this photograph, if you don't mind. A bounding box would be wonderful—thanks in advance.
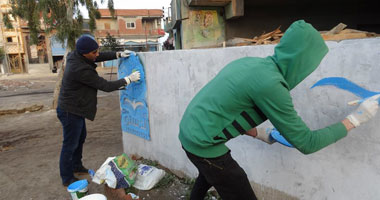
[118,54,150,140]
[311,77,379,99]
[273,77,380,147]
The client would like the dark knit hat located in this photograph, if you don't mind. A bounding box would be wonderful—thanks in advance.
[76,35,99,54]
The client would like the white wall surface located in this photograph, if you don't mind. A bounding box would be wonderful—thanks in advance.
[122,37,380,200]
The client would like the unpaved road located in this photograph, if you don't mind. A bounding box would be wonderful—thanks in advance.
[0,70,190,200]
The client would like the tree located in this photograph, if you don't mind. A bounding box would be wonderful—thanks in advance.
[5,0,114,49]
[100,32,121,80]
[100,32,121,52]
[4,0,115,108]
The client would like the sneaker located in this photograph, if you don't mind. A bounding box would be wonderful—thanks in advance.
[63,177,79,187]
[73,165,89,174]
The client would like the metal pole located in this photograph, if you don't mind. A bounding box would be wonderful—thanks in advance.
[15,17,23,73]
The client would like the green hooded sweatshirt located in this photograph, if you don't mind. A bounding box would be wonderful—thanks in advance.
[179,20,347,158]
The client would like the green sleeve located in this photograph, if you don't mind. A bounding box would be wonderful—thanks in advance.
[253,83,347,154]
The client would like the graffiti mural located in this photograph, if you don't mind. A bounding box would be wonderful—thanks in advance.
[118,54,150,140]
[183,9,225,48]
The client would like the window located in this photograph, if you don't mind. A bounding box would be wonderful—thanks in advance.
[7,37,12,42]
[126,22,135,29]
[104,23,110,30]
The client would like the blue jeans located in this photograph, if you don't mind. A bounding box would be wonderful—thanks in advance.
[56,107,87,184]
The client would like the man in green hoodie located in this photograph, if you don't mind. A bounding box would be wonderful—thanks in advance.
[179,20,380,200]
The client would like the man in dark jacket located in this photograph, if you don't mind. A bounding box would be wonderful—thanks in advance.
[56,35,140,186]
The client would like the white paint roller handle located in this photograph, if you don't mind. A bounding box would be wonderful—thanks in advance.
[347,99,363,106]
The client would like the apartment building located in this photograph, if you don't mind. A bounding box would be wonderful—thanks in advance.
[96,9,165,52]
[0,6,166,73]
[0,0,54,74]
[0,0,25,73]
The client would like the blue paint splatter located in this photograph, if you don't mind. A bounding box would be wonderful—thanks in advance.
[310,77,379,99]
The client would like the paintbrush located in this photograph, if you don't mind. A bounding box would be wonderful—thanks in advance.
[347,99,363,106]
[348,97,380,106]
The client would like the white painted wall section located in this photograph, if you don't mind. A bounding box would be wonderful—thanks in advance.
[122,37,380,200]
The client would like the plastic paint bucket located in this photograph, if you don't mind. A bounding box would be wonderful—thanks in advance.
[80,193,107,200]
[67,179,89,200]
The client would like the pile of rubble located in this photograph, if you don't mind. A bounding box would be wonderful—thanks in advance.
[227,23,380,47]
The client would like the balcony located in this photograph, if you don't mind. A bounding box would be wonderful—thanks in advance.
[95,30,120,38]
[4,42,24,54]
[95,29,165,39]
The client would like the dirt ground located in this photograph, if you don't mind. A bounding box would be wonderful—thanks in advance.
[0,69,195,200]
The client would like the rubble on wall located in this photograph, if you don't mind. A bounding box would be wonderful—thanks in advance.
[226,23,380,47]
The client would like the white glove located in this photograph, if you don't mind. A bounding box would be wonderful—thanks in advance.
[124,71,141,85]
[117,50,136,58]
[246,128,275,144]
[256,128,276,144]
[346,94,380,127]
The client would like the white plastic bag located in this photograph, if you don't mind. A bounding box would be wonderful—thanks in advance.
[92,156,118,188]
[133,164,166,190]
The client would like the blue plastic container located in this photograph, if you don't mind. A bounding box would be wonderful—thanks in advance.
[67,179,89,200]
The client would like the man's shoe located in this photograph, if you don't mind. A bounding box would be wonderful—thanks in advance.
[62,177,79,187]
[73,165,89,174]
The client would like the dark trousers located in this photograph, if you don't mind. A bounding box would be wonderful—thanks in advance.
[56,107,87,184]
[185,150,257,200]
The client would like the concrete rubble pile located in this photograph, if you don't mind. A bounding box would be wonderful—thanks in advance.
[227,23,380,47]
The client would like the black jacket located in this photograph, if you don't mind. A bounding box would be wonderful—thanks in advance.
[58,50,126,121]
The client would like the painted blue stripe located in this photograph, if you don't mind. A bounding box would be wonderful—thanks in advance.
[311,77,379,99]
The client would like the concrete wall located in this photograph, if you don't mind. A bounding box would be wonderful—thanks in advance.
[122,37,380,200]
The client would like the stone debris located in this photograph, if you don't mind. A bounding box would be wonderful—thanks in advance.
[0,104,43,116]
[226,23,380,47]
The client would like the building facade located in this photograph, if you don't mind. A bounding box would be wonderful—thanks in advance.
[0,0,25,74]
[0,7,166,73]
[165,0,380,49]
[0,0,54,74]
[95,9,165,52]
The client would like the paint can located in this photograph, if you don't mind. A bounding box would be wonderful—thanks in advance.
[80,193,107,200]
[67,179,89,200]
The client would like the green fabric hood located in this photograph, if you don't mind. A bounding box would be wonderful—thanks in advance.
[271,20,328,90]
